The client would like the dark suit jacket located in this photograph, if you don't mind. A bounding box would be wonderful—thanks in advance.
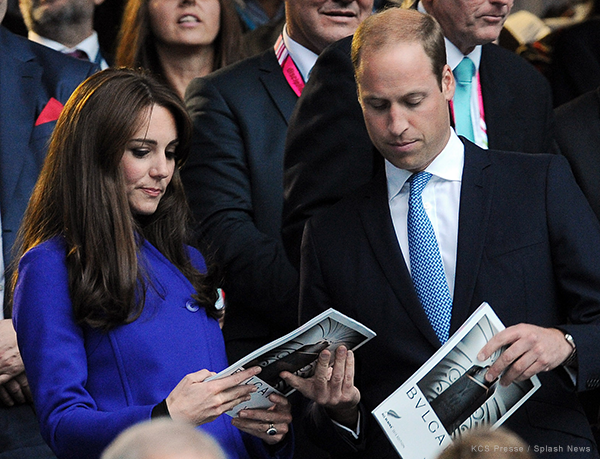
[550,17,600,108]
[0,24,96,459]
[299,142,600,458]
[282,35,555,267]
[553,86,600,220]
[0,26,96,286]
[182,49,299,363]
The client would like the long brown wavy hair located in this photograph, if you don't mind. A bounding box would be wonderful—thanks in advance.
[115,0,243,82]
[12,68,221,331]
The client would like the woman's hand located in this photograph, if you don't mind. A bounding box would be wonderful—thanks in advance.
[232,393,292,445]
[166,366,261,425]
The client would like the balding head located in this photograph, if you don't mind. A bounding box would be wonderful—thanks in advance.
[352,8,446,89]
[101,420,226,459]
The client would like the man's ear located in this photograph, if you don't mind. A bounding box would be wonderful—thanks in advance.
[441,64,455,102]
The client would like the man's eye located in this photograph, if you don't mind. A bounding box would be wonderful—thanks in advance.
[405,98,423,107]
[369,101,388,111]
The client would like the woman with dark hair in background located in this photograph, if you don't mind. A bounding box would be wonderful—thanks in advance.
[116,0,243,99]
[11,68,292,459]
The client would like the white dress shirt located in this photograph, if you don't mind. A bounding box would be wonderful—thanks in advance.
[386,130,465,298]
[282,25,319,83]
[28,30,108,69]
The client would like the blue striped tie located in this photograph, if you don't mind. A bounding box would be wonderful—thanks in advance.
[407,172,452,343]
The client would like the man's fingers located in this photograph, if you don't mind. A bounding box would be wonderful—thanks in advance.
[0,385,14,407]
[3,379,25,405]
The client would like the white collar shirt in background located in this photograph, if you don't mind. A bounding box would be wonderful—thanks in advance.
[28,30,108,69]
[282,25,319,82]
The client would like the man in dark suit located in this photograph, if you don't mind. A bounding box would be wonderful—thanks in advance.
[182,0,373,364]
[553,86,600,443]
[282,0,555,268]
[19,0,110,69]
[554,86,600,220]
[283,8,600,458]
[0,1,96,455]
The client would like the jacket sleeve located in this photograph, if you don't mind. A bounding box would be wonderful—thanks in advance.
[542,155,600,392]
[12,245,153,459]
[282,37,379,269]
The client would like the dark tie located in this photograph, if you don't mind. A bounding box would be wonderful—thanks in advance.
[407,171,453,343]
[65,49,89,61]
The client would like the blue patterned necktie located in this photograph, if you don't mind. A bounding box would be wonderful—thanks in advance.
[452,57,476,142]
[407,172,452,343]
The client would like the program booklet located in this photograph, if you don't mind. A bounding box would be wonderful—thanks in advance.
[372,302,541,459]
[209,308,376,417]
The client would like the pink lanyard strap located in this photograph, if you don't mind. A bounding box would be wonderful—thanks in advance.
[274,34,305,97]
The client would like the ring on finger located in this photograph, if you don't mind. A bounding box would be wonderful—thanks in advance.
[266,423,278,436]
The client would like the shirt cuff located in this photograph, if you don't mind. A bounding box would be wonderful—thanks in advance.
[331,410,361,440]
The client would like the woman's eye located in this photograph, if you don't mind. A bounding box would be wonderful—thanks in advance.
[131,148,150,158]
[166,149,177,159]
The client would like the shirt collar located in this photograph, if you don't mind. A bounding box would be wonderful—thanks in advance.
[282,24,319,82]
[445,38,482,71]
[386,129,464,200]
[28,30,101,63]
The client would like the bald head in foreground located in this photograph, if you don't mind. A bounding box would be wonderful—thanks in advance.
[101,420,226,459]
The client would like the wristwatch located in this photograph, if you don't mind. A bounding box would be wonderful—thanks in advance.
[563,332,577,367]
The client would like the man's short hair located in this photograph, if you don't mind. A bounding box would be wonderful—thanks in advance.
[351,7,447,87]
[101,419,227,459]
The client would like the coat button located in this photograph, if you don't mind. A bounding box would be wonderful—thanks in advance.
[185,300,200,312]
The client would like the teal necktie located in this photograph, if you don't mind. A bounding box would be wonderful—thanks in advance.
[453,57,476,142]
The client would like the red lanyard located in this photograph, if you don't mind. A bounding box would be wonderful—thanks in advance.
[274,34,305,97]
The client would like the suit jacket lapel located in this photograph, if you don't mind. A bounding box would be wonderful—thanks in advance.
[451,140,494,331]
[480,44,515,151]
[259,51,298,123]
[358,165,442,348]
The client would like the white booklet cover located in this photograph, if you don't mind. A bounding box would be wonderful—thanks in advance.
[372,302,541,459]
[209,308,376,417]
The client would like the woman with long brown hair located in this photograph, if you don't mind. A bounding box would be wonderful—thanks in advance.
[11,68,292,459]
[116,0,243,99]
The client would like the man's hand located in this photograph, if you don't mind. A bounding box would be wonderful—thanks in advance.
[477,324,573,386]
[0,319,25,385]
[280,345,360,428]
[0,372,31,406]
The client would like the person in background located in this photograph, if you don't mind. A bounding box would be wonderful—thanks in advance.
[19,0,110,69]
[11,68,293,459]
[234,0,284,32]
[436,427,535,459]
[101,419,227,459]
[0,0,96,456]
[548,0,600,107]
[116,0,243,99]
[183,0,373,365]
